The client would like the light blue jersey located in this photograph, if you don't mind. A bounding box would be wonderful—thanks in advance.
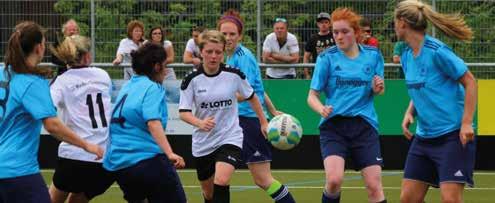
[226,44,265,117]
[401,35,467,138]
[0,66,57,178]
[310,45,384,130]
[103,75,168,171]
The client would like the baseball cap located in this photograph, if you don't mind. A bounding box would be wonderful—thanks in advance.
[317,12,330,22]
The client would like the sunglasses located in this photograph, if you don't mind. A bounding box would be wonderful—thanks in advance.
[152,32,162,35]
[363,29,372,33]
[275,17,287,23]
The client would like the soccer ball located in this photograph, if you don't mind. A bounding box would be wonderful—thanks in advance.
[267,114,303,150]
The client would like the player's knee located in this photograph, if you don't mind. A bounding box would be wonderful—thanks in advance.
[214,176,231,186]
[253,177,272,189]
[366,182,383,198]
[325,175,343,189]
[441,194,461,203]
[400,190,419,203]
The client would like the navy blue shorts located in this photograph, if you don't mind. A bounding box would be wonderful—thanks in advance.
[0,173,50,203]
[404,130,476,187]
[319,116,383,170]
[113,154,186,203]
[52,158,114,199]
[239,116,272,164]
[195,144,242,181]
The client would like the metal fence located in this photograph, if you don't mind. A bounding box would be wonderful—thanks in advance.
[0,0,494,74]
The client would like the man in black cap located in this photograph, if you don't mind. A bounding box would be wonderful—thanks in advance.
[303,12,335,79]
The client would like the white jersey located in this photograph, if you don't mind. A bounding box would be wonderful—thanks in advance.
[116,38,142,64]
[50,67,112,162]
[179,64,254,157]
[262,32,300,78]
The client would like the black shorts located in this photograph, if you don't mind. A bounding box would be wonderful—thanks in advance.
[114,154,186,203]
[194,144,242,181]
[52,158,114,200]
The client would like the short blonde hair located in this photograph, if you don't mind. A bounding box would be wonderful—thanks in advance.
[198,30,226,51]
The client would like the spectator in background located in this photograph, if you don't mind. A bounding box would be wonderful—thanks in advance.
[262,17,300,79]
[112,20,145,80]
[51,19,80,75]
[303,12,335,79]
[393,41,407,64]
[145,26,176,80]
[183,26,206,70]
[393,41,407,78]
[360,19,379,48]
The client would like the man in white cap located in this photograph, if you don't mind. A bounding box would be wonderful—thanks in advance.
[303,12,335,79]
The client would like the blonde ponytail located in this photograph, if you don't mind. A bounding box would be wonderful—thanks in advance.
[50,35,91,67]
[395,0,473,41]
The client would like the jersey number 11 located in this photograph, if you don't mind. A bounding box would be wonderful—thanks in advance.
[86,93,107,129]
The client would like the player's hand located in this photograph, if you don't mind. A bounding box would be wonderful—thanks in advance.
[319,105,333,118]
[402,112,414,140]
[372,75,385,94]
[192,58,201,65]
[260,119,269,139]
[270,110,284,117]
[84,143,104,160]
[198,116,215,132]
[112,58,122,65]
[459,123,475,147]
[168,153,185,169]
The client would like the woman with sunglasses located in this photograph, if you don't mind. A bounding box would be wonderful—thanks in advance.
[218,9,296,203]
[145,26,176,80]
[308,8,387,203]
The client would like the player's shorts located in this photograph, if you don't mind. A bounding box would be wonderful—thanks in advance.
[319,116,383,170]
[239,116,272,164]
[194,144,242,181]
[52,157,114,200]
[0,173,50,203]
[404,130,476,187]
[114,154,186,203]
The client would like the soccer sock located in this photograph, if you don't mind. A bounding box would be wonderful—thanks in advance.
[266,180,295,203]
[322,190,340,203]
[212,184,230,203]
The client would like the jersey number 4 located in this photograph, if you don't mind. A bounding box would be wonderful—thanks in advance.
[86,93,107,129]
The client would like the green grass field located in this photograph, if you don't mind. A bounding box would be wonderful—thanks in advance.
[41,170,495,203]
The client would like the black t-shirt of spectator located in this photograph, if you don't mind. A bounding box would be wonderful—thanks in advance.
[305,33,335,63]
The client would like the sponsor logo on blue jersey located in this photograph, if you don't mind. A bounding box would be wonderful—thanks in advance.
[336,76,369,88]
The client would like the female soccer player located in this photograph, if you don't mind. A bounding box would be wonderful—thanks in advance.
[103,43,186,203]
[112,20,145,80]
[394,1,477,203]
[307,8,387,203]
[145,26,176,80]
[217,9,295,203]
[49,35,114,203]
[0,21,103,203]
[179,30,268,203]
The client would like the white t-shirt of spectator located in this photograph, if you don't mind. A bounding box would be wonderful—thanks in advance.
[185,38,201,58]
[262,32,299,78]
[116,38,142,79]
[179,64,254,157]
[50,67,112,163]
[143,40,177,80]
